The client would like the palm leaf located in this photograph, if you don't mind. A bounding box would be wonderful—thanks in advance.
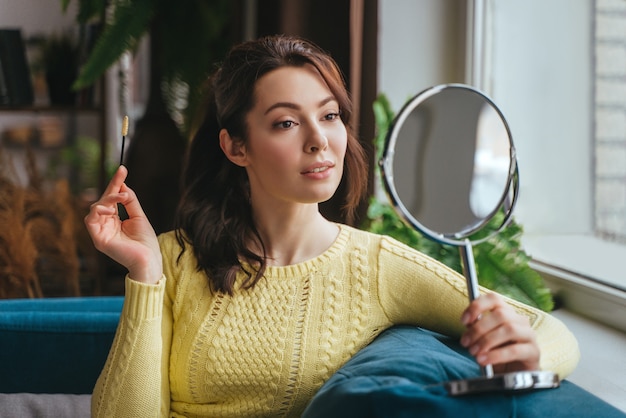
[72,0,155,89]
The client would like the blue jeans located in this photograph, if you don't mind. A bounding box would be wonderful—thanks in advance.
[302,326,625,418]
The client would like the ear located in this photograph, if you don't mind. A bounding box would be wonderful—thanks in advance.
[219,128,248,167]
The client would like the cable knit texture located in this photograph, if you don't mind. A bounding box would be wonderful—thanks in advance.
[91,224,580,417]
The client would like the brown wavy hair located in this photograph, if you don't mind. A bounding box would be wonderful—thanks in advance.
[174,35,368,294]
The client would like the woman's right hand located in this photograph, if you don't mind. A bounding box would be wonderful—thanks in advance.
[84,165,163,284]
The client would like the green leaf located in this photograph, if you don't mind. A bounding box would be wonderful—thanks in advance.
[72,0,155,89]
[372,93,394,162]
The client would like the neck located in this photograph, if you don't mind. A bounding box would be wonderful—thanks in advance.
[250,205,339,266]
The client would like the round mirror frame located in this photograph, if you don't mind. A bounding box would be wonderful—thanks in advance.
[379,83,520,247]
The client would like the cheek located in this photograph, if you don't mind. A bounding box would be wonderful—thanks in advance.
[250,140,297,170]
[332,127,348,158]
[269,142,298,163]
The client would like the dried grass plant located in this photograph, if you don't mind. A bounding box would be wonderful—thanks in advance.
[0,177,41,298]
[0,145,81,298]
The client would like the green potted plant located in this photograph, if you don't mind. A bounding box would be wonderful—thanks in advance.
[60,0,233,234]
[362,94,555,312]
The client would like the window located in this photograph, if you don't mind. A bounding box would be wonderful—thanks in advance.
[379,0,626,331]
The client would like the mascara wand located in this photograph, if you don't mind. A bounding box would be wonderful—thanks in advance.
[120,115,129,166]
[118,115,130,220]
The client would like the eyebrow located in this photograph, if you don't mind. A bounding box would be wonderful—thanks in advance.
[264,96,337,115]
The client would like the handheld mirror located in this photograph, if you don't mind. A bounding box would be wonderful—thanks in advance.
[380,83,559,395]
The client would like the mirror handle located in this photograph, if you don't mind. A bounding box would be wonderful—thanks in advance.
[460,240,494,378]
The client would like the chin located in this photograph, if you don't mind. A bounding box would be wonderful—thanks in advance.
[304,191,337,205]
[299,180,342,204]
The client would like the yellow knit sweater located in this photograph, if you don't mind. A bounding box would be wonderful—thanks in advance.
[91,224,579,417]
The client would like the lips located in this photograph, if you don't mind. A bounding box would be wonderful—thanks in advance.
[305,166,329,174]
[301,161,334,174]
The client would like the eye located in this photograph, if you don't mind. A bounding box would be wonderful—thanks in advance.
[273,120,297,129]
[323,112,340,121]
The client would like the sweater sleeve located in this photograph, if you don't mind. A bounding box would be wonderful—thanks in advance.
[91,276,173,417]
[375,235,580,379]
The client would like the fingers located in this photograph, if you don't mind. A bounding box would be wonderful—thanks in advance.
[118,182,148,220]
[85,191,128,223]
[461,292,502,326]
[462,315,535,363]
[84,166,134,242]
[85,166,129,222]
[477,341,540,372]
[84,205,118,255]
[103,165,128,195]
[460,293,540,371]
[103,166,147,220]
[86,165,146,221]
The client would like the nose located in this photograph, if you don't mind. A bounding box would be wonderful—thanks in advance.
[305,125,329,153]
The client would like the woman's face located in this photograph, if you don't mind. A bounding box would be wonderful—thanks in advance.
[237,64,348,210]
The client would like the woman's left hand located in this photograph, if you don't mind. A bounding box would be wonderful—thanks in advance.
[460,292,540,373]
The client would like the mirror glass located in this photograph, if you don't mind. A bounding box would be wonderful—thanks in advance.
[380,84,518,244]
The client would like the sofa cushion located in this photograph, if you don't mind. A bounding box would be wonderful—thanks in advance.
[0,297,123,394]
[0,393,90,418]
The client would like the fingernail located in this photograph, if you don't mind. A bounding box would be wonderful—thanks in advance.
[476,354,488,364]
[460,335,469,347]
[461,312,471,325]
[469,345,479,355]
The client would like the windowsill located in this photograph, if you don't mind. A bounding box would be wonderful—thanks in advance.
[550,309,626,413]
[523,234,626,291]
[522,234,626,333]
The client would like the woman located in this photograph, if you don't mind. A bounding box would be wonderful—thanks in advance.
[86,35,579,417]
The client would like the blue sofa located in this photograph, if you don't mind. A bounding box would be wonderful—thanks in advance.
[1,297,624,418]
[0,297,122,417]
